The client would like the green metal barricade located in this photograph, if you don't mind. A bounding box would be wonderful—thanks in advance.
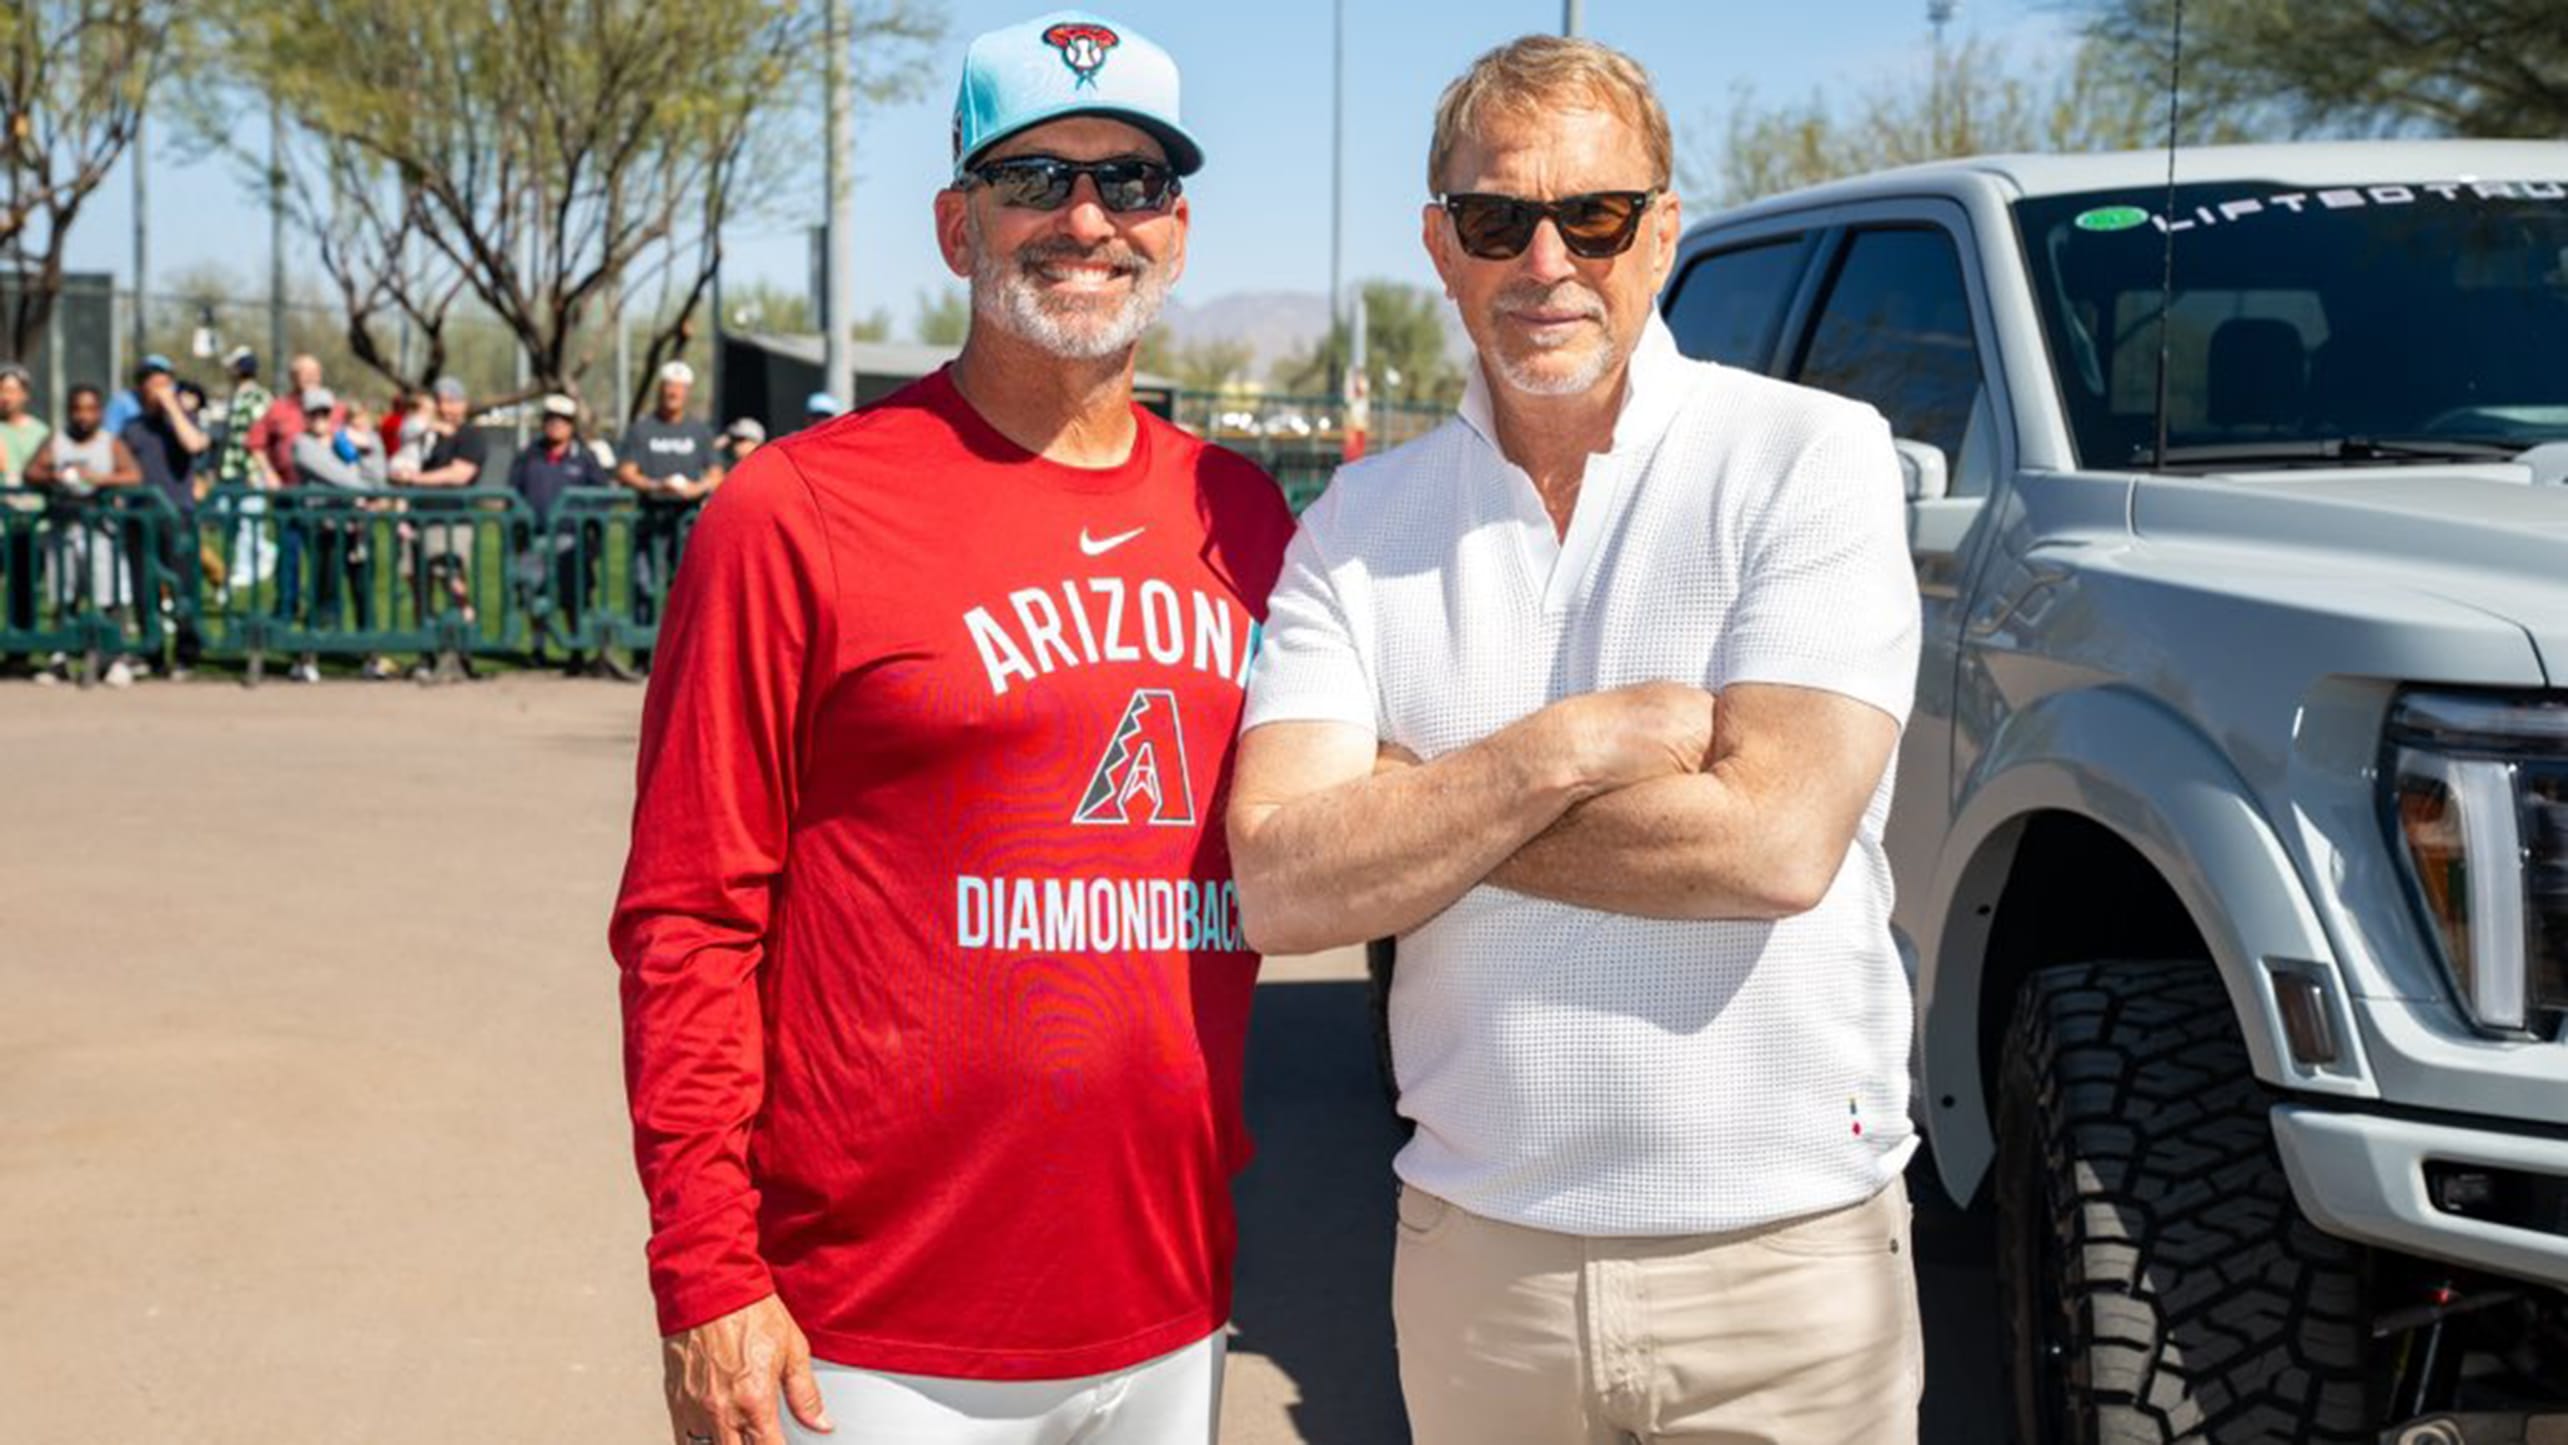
[0,485,188,681]
[6,481,713,682]
[525,488,697,672]
[196,484,537,682]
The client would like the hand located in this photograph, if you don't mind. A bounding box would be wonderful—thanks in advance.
[1548,681,1716,794]
[661,1294,831,1445]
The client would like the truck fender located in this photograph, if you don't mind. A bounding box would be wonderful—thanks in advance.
[1918,685,2367,1206]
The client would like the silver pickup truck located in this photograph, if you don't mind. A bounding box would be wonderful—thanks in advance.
[1660,141,2568,1443]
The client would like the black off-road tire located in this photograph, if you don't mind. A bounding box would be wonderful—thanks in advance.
[1996,960,2373,1443]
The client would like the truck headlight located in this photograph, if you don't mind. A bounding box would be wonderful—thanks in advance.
[2383,690,2568,1036]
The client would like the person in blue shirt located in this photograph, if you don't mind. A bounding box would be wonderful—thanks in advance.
[102,354,175,437]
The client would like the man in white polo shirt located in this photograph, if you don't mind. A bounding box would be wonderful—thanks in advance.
[1228,34,1924,1445]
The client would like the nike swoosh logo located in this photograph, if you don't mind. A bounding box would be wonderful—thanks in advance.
[1079,525,1147,557]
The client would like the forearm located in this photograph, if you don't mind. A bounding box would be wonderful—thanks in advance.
[1231,714,1590,955]
[1490,683,1899,921]
[1488,769,1827,920]
[613,916,778,1332]
[295,446,360,490]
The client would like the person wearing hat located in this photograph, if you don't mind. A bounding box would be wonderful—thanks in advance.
[801,390,844,424]
[612,12,1292,1445]
[205,350,282,636]
[208,346,274,491]
[719,415,766,469]
[101,353,173,437]
[116,354,211,676]
[615,358,723,660]
[279,386,392,680]
[510,393,610,674]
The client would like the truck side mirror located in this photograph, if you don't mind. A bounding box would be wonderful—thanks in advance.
[1893,437,1950,502]
[2517,441,2568,487]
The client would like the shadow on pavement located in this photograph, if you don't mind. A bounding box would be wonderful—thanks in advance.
[1912,1135,2005,1444]
[1231,979,1413,1444]
[1230,977,2006,1445]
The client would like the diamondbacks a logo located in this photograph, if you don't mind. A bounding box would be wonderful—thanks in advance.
[1073,687,1195,826]
[1042,21,1119,86]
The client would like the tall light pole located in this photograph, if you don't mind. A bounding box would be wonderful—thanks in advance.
[129,107,147,369]
[269,96,286,370]
[822,0,855,407]
[1328,0,1344,390]
[1563,0,1583,36]
[1928,1,1958,150]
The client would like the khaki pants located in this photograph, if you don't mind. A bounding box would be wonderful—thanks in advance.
[1392,1177,1923,1445]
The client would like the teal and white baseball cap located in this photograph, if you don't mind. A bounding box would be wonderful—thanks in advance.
[951,11,1204,181]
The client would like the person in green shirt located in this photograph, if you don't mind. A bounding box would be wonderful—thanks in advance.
[0,361,53,639]
[210,347,274,489]
[0,362,49,482]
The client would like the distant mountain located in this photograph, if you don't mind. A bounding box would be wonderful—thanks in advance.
[1157,287,1472,382]
[1154,290,1329,377]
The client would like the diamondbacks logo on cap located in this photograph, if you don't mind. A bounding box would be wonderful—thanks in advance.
[1043,21,1119,87]
[1073,687,1194,826]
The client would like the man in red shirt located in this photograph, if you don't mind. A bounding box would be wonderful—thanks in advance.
[610,13,1293,1445]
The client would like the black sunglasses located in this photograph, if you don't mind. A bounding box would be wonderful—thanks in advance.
[1436,189,1660,261]
[963,155,1181,214]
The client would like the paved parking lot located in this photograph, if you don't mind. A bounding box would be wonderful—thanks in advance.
[0,675,2000,1443]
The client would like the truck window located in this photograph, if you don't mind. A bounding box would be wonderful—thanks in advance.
[1792,227,1987,488]
[1662,237,1806,371]
[2017,180,2568,467]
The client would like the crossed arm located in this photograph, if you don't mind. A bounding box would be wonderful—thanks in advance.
[1227,680,1898,957]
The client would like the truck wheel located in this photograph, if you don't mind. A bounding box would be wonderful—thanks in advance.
[1996,960,2372,1443]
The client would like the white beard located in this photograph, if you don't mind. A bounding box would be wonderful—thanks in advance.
[1494,332,1623,397]
[1487,280,1623,397]
[968,211,1174,361]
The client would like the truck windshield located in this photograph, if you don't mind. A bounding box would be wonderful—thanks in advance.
[2015,180,2568,470]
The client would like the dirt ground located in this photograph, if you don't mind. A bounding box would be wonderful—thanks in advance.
[0,674,1402,1445]
[0,674,2000,1444]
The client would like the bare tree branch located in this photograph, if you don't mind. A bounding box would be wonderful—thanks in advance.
[0,0,176,356]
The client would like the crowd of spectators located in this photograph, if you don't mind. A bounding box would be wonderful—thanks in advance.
[0,350,776,686]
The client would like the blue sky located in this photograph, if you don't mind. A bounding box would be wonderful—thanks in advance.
[67,0,2073,324]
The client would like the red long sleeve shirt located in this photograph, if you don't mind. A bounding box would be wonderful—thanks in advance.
[609,370,1296,1379]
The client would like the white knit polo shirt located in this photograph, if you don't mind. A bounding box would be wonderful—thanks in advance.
[1243,315,1923,1236]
